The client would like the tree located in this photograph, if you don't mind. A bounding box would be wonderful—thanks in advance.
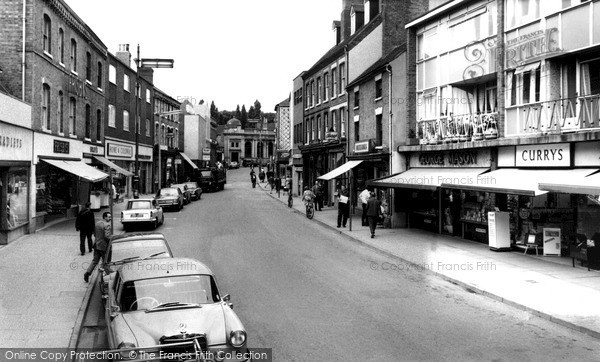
[235,105,241,120]
[253,100,262,118]
[248,106,256,119]
[240,105,248,127]
[210,101,218,119]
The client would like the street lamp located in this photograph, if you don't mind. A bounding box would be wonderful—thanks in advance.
[134,44,174,196]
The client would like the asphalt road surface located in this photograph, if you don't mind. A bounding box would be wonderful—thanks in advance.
[84,168,599,361]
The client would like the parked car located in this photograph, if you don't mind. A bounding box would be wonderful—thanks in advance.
[103,258,250,361]
[120,198,164,231]
[172,183,192,204]
[155,187,184,211]
[196,167,226,192]
[229,161,239,169]
[184,181,203,200]
[99,232,172,297]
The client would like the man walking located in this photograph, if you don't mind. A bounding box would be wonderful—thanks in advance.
[75,202,95,255]
[366,192,382,238]
[359,187,371,226]
[312,181,323,211]
[336,185,349,228]
[83,212,112,282]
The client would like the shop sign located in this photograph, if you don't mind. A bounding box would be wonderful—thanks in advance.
[354,140,371,154]
[174,159,182,165]
[53,140,70,154]
[516,143,570,167]
[167,158,172,167]
[412,149,490,168]
[108,143,133,158]
[574,141,600,167]
[202,155,210,161]
[326,131,338,141]
[0,123,32,161]
[202,147,211,154]
[505,28,561,69]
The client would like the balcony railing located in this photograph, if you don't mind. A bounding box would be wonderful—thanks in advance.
[417,112,498,145]
[506,94,600,136]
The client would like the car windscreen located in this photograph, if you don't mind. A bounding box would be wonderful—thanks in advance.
[108,239,170,264]
[127,201,152,210]
[199,171,212,177]
[158,188,178,196]
[120,275,220,311]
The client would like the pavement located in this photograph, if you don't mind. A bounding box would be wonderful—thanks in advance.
[1,186,599,350]
[0,197,136,348]
[260,183,600,339]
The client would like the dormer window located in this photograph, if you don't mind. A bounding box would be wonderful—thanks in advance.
[350,5,364,35]
[364,0,379,22]
[332,20,341,45]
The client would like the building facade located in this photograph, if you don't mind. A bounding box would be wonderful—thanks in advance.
[105,45,154,196]
[153,89,182,189]
[0,0,110,232]
[222,118,276,168]
[290,73,305,196]
[369,0,600,258]
[274,97,291,177]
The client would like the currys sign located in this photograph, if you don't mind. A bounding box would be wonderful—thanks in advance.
[516,143,570,167]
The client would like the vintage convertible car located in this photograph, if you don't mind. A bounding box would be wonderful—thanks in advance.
[104,258,250,361]
[121,198,164,231]
[155,187,185,211]
[184,181,203,201]
[100,232,172,297]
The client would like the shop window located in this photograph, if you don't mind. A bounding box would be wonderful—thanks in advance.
[5,168,29,229]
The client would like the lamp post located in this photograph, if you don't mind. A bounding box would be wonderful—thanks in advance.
[134,44,173,196]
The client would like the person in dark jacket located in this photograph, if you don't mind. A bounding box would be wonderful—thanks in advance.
[75,202,95,255]
[365,192,382,238]
[336,185,349,228]
[84,212,112,282]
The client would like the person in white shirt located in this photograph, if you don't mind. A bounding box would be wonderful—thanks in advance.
[359,187,371,226]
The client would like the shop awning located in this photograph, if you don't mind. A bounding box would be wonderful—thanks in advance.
[539,170,600,195]
[93,156,133,177]
[317,160,363,180]
[179,152,198,170]
[442,168,597,196]
[42,159,108,183]
[367,168,489,190]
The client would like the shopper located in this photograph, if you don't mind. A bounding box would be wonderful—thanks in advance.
[336,185,349,228]
[83,212,112,282]
[75,202,95,255]
[366,192,382,238]
[359,187,371,226]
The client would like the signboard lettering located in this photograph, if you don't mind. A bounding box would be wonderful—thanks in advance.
[0,136,23,148]
[516,143,570,167]
[354,141,370,153]
[108,143,133,157]
[53,140,70,154]
[417,151,479,166]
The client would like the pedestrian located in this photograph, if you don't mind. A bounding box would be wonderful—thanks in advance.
[336,185,349,228]
[312,181,323,211]
[359,187,371,226]
[259,168,265,183]
[269,176,275,193]
[83,212,112,282]
[75,202,95,256]
[366,191,382,238]
[275,176,282,197]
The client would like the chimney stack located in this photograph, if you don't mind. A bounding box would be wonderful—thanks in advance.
[116,44,132,67]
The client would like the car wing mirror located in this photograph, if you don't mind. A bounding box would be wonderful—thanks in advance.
[222,294,233,309]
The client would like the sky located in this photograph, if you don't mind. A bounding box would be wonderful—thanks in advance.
[66,0,342,112]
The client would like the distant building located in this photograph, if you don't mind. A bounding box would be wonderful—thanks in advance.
[222,118,275,167]
[274,97,291,177]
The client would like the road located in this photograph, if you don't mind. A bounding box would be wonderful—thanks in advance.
[81,168,599,361]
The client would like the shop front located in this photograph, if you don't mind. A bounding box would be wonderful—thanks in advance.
[0,123,33,244]
[440,143,600,258]
[33,134,108,230]
[300,140,345,206]
[348,139,390,215]
[368,148,491,237]
[106,139,153,196]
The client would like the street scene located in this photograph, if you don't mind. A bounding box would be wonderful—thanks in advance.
[1,0,600,361]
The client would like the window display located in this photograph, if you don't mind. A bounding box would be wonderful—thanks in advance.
[6,168,29,229]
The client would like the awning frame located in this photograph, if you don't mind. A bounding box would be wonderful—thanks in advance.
[41,159,108,183]
[93,156,133,177]
[179,152,199,170]
[317,160,363,181]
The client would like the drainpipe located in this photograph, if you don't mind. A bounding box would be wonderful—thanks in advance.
[345,44,354,231]
[386,64,393,226]
[22,0,26,100]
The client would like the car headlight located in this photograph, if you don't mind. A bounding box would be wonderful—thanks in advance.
[117,342,137,359]
[229,330,246,348]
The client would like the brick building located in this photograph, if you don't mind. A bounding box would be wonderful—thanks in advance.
[0,0,109,231]
[153,88,182,189]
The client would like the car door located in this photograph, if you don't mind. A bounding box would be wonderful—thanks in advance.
[105,271,121,349]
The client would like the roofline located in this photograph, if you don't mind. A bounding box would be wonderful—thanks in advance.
[406,0,466,29]
[346,44,407,89]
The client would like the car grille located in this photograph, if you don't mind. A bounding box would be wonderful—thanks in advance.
[159,333,207,361]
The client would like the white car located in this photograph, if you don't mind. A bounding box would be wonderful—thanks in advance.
[120,198,164,231]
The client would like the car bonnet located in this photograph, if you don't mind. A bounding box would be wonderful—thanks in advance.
[121,304,227,347]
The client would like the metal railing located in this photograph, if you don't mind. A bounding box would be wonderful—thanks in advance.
[507,94,600,136]
[417,111,499,144]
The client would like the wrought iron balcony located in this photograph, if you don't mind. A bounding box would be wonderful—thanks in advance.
[506,94,600,136]
[417,112,499,145]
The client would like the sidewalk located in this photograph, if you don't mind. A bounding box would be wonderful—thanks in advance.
[0,197,137,348]
[261,183,600,338]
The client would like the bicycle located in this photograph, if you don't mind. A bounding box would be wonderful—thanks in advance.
[305,199,314,219]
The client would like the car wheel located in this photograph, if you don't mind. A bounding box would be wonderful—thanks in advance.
[153,219,158,229]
